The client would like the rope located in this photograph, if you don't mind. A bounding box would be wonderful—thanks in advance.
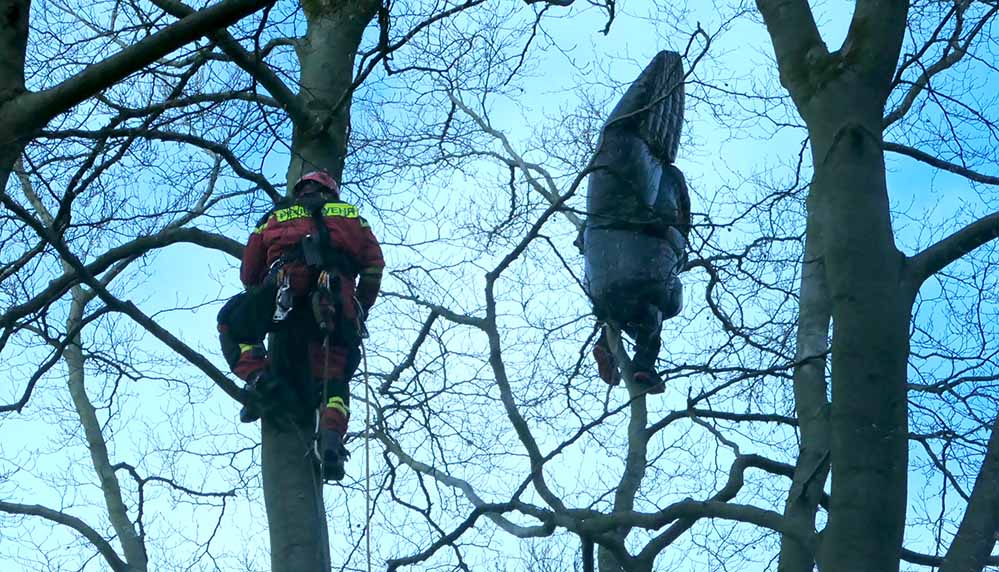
[319,334,331,479]
[361,336,373,572]
[313,289,374,571]
[311,331,332,570]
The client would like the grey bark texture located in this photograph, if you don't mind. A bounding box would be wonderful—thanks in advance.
[261,2,378,571]
[0,0,29,191]
[776,210,831,572]
[757,2,999,569]
[287,0,379,185]
[262,417,333,572]
[756,1,915,571]
[0,0,28,100]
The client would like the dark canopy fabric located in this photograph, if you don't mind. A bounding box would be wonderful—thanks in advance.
[584,51,690,323]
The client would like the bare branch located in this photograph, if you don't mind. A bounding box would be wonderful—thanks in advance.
[883,141,999,186]
[639,454,797,559]
[885,3,999,126]
[753,0,828,101]
[149,0,311,132]
[843,0,911,88]
[385,503,518,571]
[0,194,244,401]
[40,127,281,201]
[0,501,128,572]
[1,227,242,335]
[907,211,999,287]
[937,405,999,572]
[6,0,275,135]
[902,549,999,568]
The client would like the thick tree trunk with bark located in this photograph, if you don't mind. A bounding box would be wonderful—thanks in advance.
[262,417,332,572]
[262,2,377,571]
[757,1,914,571]
[0,0,28,190]
[811,114,911,572]
[0,0,28,100]
[286,0,378,185]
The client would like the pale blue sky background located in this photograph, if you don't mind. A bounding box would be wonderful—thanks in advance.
[3,1,999,570]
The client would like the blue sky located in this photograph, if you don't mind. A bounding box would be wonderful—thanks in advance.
[4,1,999,571]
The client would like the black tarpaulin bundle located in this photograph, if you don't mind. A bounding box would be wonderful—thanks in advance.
[583,51,690,323]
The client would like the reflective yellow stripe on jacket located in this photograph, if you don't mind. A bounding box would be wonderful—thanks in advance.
[273,202,359,223]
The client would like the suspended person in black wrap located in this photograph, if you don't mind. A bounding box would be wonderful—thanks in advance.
[583,51,691,394]
[217,171,384,481]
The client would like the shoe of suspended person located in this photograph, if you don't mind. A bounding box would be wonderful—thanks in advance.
[592,341,622,386]
[632,370,665,394]
[321,429,349,482]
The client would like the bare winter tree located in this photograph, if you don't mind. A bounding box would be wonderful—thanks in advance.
[0,2,272,571]
[756,2,999,571]
[1,0,562,570]
[347,2,999,572]
[4,1,999,572]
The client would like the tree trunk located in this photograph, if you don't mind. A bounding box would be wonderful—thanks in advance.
[938,414,999,572]
[598,330,651,572]
[0,0,29,189]
[810,115,911,572]
[286,0,378,185]
[777,208,831,572]
[755,4,913,568]
[598,546,624,572]
[262,416,332,572]
[0,0,28,101]
[262,2,378,570]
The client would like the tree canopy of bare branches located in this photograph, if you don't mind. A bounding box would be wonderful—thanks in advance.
[2,1,999,572]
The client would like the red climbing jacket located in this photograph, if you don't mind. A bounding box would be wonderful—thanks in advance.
[240,191,385,319]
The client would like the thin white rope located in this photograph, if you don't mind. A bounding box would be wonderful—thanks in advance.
[361,337,373,572]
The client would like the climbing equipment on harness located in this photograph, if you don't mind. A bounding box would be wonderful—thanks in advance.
[272,266,293,323]
[312,270,339,335]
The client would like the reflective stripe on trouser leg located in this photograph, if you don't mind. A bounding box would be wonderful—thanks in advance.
[219,325,268,380]
[320,379,350,433]
[326,396,349,417]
